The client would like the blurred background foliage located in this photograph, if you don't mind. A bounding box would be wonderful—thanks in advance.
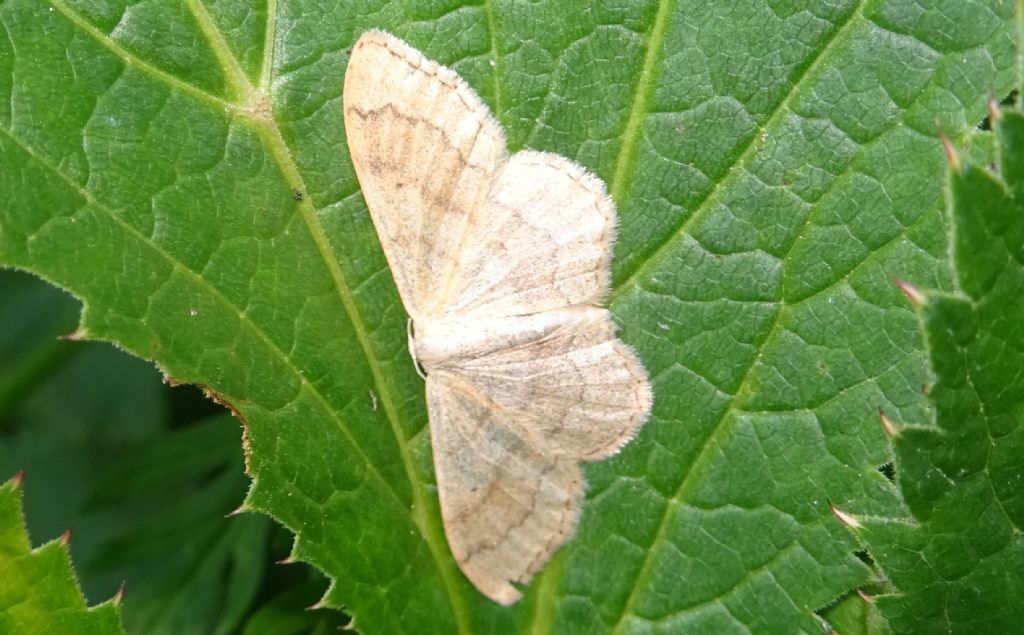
[0,268,345,635]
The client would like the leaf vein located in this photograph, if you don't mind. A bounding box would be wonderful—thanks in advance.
[184,0,251,99]
[1,119,474,632]
[0,122,408,509]
[608,7,881,628]
[47,0,236,113]
[607,0,676,204]
[609,2,868,301]
[483,0,503,121]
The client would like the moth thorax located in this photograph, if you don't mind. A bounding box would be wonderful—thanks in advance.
[410,318,468,371]
[411,316,525,371]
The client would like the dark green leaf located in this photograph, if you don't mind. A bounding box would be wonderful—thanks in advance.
[851,107,1024,634]
[240,576,347,635]
[0,2,1018,633]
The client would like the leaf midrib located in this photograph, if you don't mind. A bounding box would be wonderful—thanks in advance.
[41,1,473,632]
[0,120,420,545]
[0,124,398,507]
[27,1,997,632]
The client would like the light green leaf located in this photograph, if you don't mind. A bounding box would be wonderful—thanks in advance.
[0,474,123,634]
[851,106,1024,633]
[0,1,1018,633]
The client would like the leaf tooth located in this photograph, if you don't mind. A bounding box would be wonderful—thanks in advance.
[308,579,343,613]
[893,278,927,307]
[59,328,88,341]
[10,470,25,489]
[243,480,278,516]
[317,579,350,616]
[225,503,251,517]
[829,502,862,529]
[987,98,1002,126]
[856,588,874,603]
[878,411,901,438]
[112,582,126,607]
[938,129,961,171]
[59,528,72,546]
[275,553,298,565]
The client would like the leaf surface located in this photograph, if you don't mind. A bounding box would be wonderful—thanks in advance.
[0,1,1018,633]
[851,106,1024,634]
[0,474,123,634]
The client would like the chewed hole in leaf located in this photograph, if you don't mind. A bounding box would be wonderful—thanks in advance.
[877,462,895,483]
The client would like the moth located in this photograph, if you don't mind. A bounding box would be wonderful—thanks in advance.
[343,30,652,604]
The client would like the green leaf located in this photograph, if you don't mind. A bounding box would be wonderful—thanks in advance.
[240,576,348,635]
[0,474,123,634]
[84,417,269,635]
[0,268,81,418]
[819,589,889,635]
[0,268,279,635]
[0,1,1018,633]
[850,107,1024,633]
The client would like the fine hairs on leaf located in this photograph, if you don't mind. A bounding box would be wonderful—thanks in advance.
[845,105,1024,634]
[0,474,123,635]
[0,2,1020,634]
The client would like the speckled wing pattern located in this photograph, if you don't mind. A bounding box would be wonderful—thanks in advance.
[343,29,653,605]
